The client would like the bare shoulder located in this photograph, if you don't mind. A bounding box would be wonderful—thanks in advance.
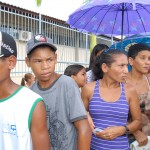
[124,82,138,102]
[81,81,96,100]
[82,81,96,92]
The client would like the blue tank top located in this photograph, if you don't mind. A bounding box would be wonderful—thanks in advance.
[89,80,129,150]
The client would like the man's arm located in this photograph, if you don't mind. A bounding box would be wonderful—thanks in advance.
[31,101,50,150]
[74,119,92,150]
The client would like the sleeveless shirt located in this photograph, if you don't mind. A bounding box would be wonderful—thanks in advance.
[139,76,150,135]
[89,80,129,150]
[0,86,43,150]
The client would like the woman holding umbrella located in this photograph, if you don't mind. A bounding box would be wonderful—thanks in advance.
[127,43,150,147]
[81,49,141,150]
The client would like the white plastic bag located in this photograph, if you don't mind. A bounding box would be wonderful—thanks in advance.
[130,136,150,150]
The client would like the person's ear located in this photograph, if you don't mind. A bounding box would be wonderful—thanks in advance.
[101,63,108,73]
[8,55,17,70]
[128,57,134,66]
[25,57,30,67]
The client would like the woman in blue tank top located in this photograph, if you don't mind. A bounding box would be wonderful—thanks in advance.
[81,49,141,150]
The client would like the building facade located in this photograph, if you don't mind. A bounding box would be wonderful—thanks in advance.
[0,2,117,83]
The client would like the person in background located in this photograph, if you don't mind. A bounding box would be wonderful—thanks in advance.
[81,49,141,150]
[25,34,92,150]
[21,73,35,87]
[86,44,109,83]
[64,64,87,88]
[0,32,50,150]
[126,43,150,146]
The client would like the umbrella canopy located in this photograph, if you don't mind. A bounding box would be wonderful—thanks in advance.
[67,0,150,39]
[109,34,150,71]
[110,34,150,52]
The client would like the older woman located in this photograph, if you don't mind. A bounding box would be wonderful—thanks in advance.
[81,49,141,150]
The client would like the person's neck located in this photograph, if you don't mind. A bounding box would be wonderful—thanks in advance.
[129,69,144,81]
[38,73,60,89]
[100,77,120,89]
[0,79,19,99]
[26,82,32,87]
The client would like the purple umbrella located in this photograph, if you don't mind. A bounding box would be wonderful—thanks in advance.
[67,0,150,40]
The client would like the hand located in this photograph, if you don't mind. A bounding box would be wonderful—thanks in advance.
[95,126,125,140]
[133,130,148,146]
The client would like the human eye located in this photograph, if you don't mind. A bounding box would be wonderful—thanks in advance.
[140,55,146,60]
[119,64,127,68]
[118,64,124,67]
[47,58,53,63]
[34,59,41,63]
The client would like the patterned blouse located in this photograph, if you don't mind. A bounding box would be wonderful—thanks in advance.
[139,76,150,135]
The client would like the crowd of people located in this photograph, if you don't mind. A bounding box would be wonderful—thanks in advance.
[0,31,150,150]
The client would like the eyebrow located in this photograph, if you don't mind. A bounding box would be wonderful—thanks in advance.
[32,56,54,60]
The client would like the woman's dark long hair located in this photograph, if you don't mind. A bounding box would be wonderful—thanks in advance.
[89,44,109,70]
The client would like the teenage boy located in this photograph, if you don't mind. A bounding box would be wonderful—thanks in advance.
[26,34,91,150]
[0,32,50,150]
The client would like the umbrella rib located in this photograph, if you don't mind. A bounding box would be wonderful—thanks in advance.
[71,7,96,27]
[111,4,120,37]
[126,6,130,37]
[72,5,106,31]
[81,5,112,33]
[139,4,150,35]
[95,4,114,34]
[83,5,107,32]
[135,5,147,35]
[139,4,150,15]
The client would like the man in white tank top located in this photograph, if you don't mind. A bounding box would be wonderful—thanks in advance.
[0,32,50,150]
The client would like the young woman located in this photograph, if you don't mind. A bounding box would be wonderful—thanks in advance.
[127,43,150,146]
[81,49,141,150]
[21,73,35,87]
[64,64,87,88]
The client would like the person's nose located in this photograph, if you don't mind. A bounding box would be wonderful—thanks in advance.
[146,58,150,65]
[123,65,128,74]
[41,61,49,70]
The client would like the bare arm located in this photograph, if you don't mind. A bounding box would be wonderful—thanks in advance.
[31,101,50,150]
[133,130,148,146]
[74,119,92,150]
[125,83,142,133]
[81,84,91,111]
[126,86,147,146]
[81,83,95,131]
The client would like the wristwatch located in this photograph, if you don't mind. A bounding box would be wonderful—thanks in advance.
[124,125,130,136]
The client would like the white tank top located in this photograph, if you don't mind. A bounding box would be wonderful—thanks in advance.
[0,86,43,150]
